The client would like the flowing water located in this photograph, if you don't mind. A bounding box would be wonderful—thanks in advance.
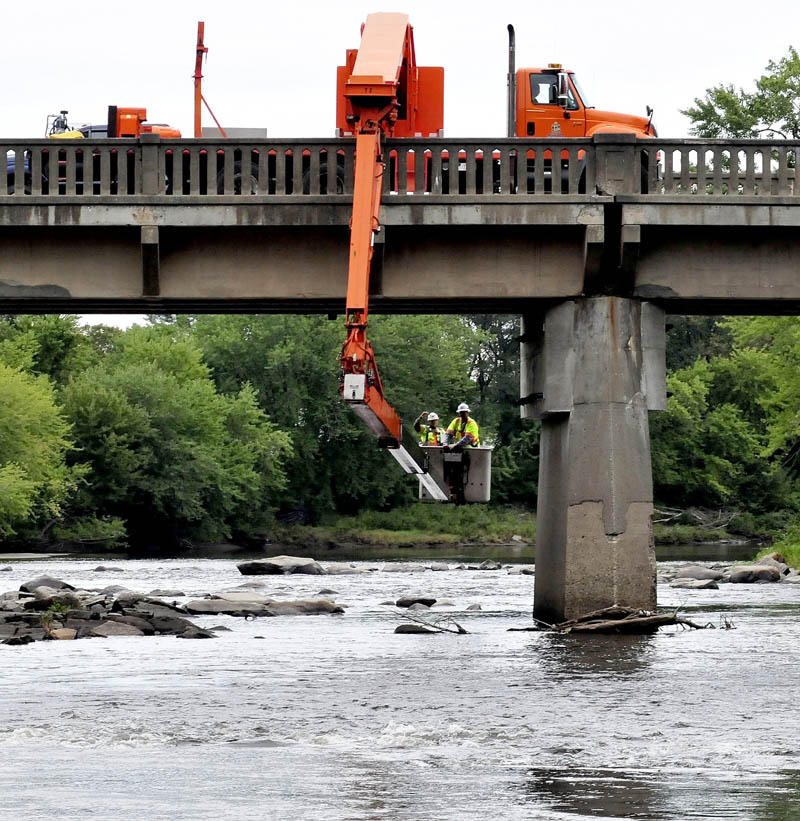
[1,557,799,821]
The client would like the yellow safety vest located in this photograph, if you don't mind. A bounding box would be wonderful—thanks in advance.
[419,424,443,445]
[446,416,480,446]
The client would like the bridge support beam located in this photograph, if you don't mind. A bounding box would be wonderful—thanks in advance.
[521,297,666,623]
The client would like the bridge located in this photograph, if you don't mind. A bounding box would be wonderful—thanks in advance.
[2,133,799,620]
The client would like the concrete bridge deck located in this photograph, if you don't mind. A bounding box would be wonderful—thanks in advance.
[2,135,799,314]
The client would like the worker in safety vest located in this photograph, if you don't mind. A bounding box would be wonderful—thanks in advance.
[444,403,480,451]
[414,411,444,445]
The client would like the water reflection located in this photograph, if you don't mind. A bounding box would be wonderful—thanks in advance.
[752,770,800,821]
[536,633,657,681]
[519,766,667,819]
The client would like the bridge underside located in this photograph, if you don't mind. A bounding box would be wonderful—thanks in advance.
[2,199,800,315]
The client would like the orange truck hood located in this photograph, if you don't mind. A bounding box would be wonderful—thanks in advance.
[585,109,652,137]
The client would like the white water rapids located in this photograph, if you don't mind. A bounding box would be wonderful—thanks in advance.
[1,557,799,820]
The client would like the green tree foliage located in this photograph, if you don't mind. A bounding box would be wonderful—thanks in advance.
[188,314,485,518]
[683,46,800,139]
[60,328,291,545]
[0,364,78,538]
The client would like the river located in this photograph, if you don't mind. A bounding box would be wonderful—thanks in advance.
[1,557,799,820]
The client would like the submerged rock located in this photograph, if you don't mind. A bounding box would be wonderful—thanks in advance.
[396,596,437,608]
[478,560,502,570]
[237,555,325,576]
[669,579,719,590]
[394,624,436,634]
[674,565,725,581]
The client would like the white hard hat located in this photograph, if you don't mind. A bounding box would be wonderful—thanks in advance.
[456,402,471,413]
[427,412,439,421]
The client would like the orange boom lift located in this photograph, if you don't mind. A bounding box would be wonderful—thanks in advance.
[337,14,447,493]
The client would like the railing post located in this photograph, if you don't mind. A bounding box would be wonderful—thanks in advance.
[594,133,637,195]
[140,134,161,195]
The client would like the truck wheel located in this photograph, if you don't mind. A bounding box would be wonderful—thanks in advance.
[217,162,260,194]
[302,162,345,194]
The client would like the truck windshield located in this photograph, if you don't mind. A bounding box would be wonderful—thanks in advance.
[530,73,580,110]
[570,75,592,108]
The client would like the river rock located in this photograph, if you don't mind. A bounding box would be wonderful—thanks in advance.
[396,596,437,608]
[317,588,339,596]
[104,614,155,635]
[381,563,423,573]
[90,621,144,638]
[264,599,344,616]
[19,575,75,593]
[751,556,790,576]
[212,591,271,603]
[23,591,82,611]
[407,602,431,611]
[394,624,436,634]
[1,566,12,572]
[728,565,782,583]
[669,578,719,590]
[148,589,186,598]
[429,564,450,571]
[2,634,35,645]
[184,599,271,616]
[93,566,125,572]
[323,564,367,575]
[237,555,325,576]
[478,560,502,570]
[674,565,725,581]
[49,628,77,640]
[466,603,482,611]
[176,626,217,639]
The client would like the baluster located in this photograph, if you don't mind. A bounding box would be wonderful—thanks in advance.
[465,146,477,194]
[679,147,691,194]
[30,148,42,195]
[695,147,707,195]
[567,145,579,194]
[65,147,77,195]
[397,148,408,195]
[661,147,674,194]
[414,146,425,195]
[776,145,789,195]
[429,147,443,194]
[728,147,740,195]
[743,147,755,195]
[711,147,723,195]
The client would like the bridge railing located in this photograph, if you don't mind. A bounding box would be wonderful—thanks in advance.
[3,136,798,199]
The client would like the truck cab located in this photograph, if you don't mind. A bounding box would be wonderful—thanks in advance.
[515,65,656,138]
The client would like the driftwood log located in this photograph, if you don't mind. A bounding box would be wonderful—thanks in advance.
[510,606,710,634]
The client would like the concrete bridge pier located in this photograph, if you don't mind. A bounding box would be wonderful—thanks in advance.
[521,297,667,623]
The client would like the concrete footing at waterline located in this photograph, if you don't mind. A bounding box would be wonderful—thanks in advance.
[523,296,665,622]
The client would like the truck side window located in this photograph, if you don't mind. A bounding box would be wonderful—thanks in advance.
[530,73,580,110]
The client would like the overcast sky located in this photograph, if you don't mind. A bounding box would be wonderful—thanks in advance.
[4,0,795,328]
[2,0,795,141]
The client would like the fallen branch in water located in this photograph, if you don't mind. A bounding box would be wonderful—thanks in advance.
[392,608,469,634]
[509,606,711,634]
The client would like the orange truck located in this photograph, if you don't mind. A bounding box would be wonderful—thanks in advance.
[507,26,656,140]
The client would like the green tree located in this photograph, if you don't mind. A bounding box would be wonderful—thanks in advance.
[683,46,800,139]
[60,328,291,546]
[0,364,79,539]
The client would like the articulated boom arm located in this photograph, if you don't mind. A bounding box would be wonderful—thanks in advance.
[339,13,420,448]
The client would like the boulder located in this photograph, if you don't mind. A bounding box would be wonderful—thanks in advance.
[212,592,271,604]
[323,564,367,575]
[93,566,125,572]
[112,593,187,614]
[104,614,155,635]
[751,556,790,576]
[184,599,270,616]
[478,559,502,570]
[394,624,436,634]
[407,602,431,612]
[23,591,82,611]
[466,603,482,611]
[669,579,719,590]
[761,551,787,564]
[148,589,186,598]
[20,576,75,593]
[396,596,437,608]
[381,563,423,573]
[674,565,725,581]
[429,564,450,571]
[1,566,12,572]
[237,555,325,576]
[317,588,339,596]
[728,565,782,583]
[49,628,77,640]
[2,634,34,646]
[781,576,800,584]
[176,626,217,639]
[90,621,144,638]
[264,599,344,616]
